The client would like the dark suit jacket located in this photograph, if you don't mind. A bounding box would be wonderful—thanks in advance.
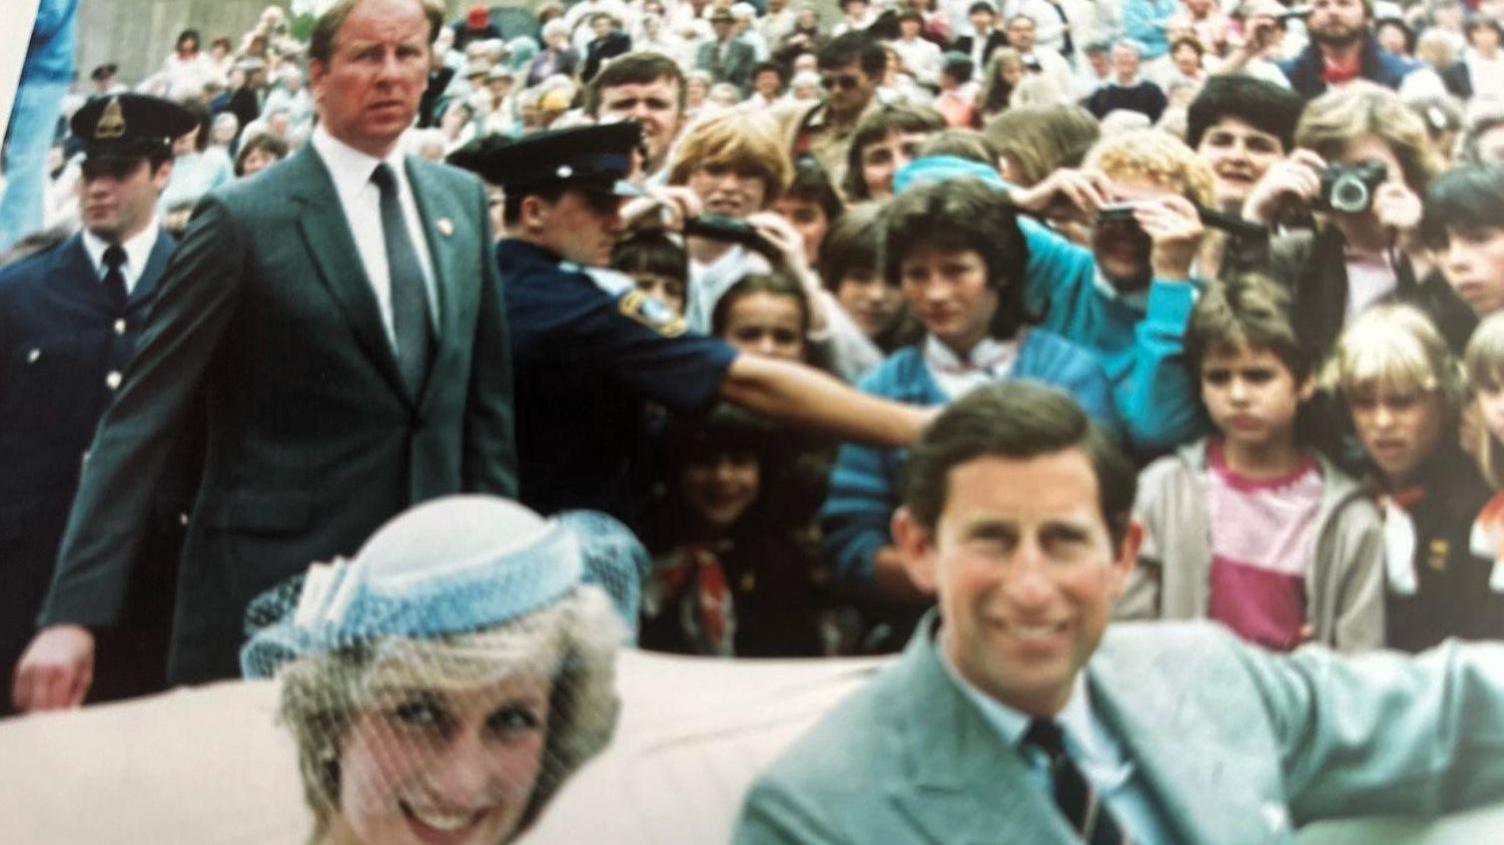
[696,38,758,93]
[951,31,1008,66]
[737,613,1504,844]
[584,30,632,82]
[0,231,183,707]
[1442,61,1473,99]
[38,144,518,684]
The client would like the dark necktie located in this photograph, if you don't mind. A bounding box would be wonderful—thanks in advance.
[1050,2,1075,58]
[102,243,128,311]
[1024,718,1128,845]
[371,162,435,398]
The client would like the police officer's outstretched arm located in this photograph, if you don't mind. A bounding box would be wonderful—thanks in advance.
[721,353,933,447]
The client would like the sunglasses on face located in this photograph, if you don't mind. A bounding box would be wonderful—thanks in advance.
[820,73,864,91]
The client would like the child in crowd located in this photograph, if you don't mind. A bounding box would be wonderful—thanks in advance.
[711,272,827,371]
[818,203,918,357]
[1423,163,1504,322]
[641,405,826,657]
[772,156,845,271]
[821,178,1116,632]
[612,230,689,317]
[1461,314,1504,627]
[841,103,945,201]
[1122,275,1385,652]
[1328,304,1504,651]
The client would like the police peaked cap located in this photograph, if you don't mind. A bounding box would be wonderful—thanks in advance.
[71,94,198,162]
[447,121,644,196]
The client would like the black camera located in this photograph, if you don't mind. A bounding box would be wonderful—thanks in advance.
[1319,162,1387,214]
[682,214,778,257]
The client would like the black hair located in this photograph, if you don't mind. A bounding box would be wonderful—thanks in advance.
[784,156,844,231]
[881,178,1034,340]
[940,52,975,85]
[611,230,688,282]
[502,182,567,227]
[1422,164,1504,246]
[1185,74,1304,153]
[817,32,887,77]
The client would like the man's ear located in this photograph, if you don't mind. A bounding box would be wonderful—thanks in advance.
[307,58,328,103]
[151,160,174,192]
[518,194,550,234]
[1108,519,1143,594]
[891,506,938,594]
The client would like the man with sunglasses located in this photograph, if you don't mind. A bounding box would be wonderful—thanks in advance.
[776,32,886,185]
[454,122,932,523]
[0,93,196,713]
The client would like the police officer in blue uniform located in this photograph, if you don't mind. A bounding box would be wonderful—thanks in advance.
[450,122,932,523]
[0,94,198,713]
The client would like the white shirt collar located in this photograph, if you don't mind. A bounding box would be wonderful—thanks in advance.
[81,218,162,295]
[311,124,409,201]
[938,625,1133,789]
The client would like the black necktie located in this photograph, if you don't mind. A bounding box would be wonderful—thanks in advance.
[371,162,435,398]
[102,243,128,311]
[1050,1,1075,58]
[1024,718,1128,845]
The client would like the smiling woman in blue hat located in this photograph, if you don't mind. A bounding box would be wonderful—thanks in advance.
[242,496,636,845]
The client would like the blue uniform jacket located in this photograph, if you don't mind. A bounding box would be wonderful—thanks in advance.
[499,238,737,521]
[0,230,179,681]
[820,330,1118,586]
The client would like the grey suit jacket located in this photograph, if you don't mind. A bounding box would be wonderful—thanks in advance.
[39,145,517,683]
[736,613,1504,844]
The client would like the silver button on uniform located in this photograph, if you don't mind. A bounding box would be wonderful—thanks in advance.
[114,319,127,335]
[106,371,122,390]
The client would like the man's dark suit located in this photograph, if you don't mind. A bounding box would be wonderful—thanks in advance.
[697,39,758,93]
[952,31,1009,67]
[0,230,188,710]
[37,145,518,684]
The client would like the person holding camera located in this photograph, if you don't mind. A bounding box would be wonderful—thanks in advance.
[1241,82,1474,358]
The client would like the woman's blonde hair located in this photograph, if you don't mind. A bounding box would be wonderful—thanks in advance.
[1084,128,1216,208]
[1324,303,1467,416]
[1295,81,1445,193]
[1466,312,1504,486]
[278,585,624,844]
[667,111,793,204]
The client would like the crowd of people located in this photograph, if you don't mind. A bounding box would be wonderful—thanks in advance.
[2,0,1503,727]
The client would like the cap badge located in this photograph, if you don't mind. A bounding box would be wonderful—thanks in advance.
[96,97,127,140]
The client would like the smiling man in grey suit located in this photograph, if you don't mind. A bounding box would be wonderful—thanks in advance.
[13,0,516,711]
[736,382,1504,844]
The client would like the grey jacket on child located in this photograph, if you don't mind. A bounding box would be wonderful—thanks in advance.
[1117,438,1386,651]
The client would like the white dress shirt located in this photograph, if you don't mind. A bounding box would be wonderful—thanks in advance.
[311,126,439,345]
[82,218,161,296]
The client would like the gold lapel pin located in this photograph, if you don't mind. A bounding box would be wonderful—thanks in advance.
[437,218,454,237]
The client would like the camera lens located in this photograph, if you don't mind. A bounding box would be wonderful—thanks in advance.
[1329,174,1370,213]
